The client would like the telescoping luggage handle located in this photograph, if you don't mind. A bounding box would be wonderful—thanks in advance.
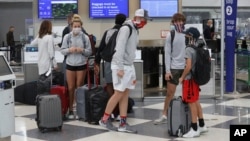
[45,57,54,88]
[87,57,99,89]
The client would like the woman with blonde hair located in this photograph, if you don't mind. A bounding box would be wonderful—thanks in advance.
[60,14,92,120]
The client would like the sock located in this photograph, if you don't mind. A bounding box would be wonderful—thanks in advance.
[199,118,205,127]
[191,122,198,131]
[102,112,110,123]
[119,116,127,126]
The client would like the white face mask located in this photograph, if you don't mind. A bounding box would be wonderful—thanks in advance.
[72,27,81,34]
[170,25,175,30]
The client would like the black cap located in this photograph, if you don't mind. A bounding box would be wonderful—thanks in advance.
[115,13,126,25]
[185,27,200,40]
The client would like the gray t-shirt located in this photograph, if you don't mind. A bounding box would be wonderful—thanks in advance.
[184,46,196,79]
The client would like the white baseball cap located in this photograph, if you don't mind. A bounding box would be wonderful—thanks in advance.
[135,9,153,21]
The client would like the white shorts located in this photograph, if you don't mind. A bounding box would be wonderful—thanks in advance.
[111,65,136,92]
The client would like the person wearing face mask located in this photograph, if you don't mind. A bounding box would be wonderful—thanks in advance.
[203,19,213,40]
[60,14,92,120]
[99,9,151,133]
[179,27,208,138]
[154,13,186,125]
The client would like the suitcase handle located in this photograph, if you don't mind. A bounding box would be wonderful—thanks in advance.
[87,59,99,89]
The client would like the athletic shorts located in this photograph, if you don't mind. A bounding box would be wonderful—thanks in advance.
[182,79,200,103]
[66,64,87,71]
[104,62,112,83]
[111,65,136,92]
[168,69,184,85]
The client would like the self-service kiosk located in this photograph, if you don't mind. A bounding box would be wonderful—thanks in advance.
[0,53,16,138]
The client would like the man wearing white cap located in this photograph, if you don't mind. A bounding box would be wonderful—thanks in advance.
[99,9,151,133]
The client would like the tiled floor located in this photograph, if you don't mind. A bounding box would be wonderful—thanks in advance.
[1,92,250,141]
[2,63,250,141]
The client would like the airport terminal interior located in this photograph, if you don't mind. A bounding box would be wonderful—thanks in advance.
[1,0,250,141]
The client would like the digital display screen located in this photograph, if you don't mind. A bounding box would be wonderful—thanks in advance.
[89,0,129,19]
[0,56,13,76]
[38,0,78,19]
[140,0,178,18]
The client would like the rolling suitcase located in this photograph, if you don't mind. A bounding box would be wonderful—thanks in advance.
[75,85,88,121]
[35,58,63,132]
[167,96,191,137]
[50,86,69,118]
[76,61,109,124]
[87,85,109,124]
[36,94,63,133]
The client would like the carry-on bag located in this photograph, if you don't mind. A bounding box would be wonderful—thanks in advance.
[76,60,109,124]
[14,81,38,105]
[36,94,63,133]
[167,96,191,137]
[35,57,63,132]
[50,85,69,118]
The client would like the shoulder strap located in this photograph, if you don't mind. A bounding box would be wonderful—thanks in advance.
[170,30,175,53]
[123,24,133,38]
[82,33,86,48]
[67,34,72,47]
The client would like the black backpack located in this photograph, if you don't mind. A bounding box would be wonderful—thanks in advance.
[100,24,132,62]
[188,45,211,85]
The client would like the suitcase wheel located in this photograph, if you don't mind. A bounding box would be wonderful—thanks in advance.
[39,127,46,133]
[177,129,183,137]
[57,126,62,131]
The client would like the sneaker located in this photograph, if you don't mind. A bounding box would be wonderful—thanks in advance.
[183,128,200,138]
[154,115,167,125]
[68,111,74,120]
[99,119,117,131]
[199,125,208,133]
[75,115,79,120]
[10,60,18,66]
[115,115,121,121]
[118,123,137,134]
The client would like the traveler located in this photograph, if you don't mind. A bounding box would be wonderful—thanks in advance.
[60,14,92,120]
[99,9,151,133]
[154,13,186,125]
[180,27,208,138]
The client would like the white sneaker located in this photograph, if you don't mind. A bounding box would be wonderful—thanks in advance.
[183,128,200,138]
[154,115,167,125]
[10,60,18,65]
[68,111,74,120]
[199,125,208,133]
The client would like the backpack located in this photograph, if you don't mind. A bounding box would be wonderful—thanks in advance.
[170,30,175,53]
[88,34,97,56]
[100,24,132,62]
[188,45,211,85]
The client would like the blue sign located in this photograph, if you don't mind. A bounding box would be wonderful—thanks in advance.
[225,0,238,92]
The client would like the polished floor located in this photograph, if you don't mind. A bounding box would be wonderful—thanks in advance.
[2,61,250,141]
[5,93,250,141]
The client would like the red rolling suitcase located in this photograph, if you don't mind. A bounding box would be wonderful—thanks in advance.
[50,86,69,117]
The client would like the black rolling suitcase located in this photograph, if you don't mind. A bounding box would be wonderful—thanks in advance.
[167,96,191,137]
[76,60,109,124]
